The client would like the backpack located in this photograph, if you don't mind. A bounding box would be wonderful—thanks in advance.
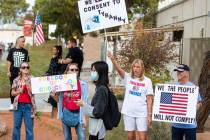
[102,87,121,130]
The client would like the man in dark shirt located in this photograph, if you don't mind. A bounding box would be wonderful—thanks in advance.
[59,38,84,77]
[7,36,29,110]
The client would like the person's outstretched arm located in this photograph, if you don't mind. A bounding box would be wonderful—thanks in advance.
[107,51,125,79]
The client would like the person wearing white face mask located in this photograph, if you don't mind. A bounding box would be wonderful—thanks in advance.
[76,61,109,140]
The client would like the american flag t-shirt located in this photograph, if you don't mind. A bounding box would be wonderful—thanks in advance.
[159,92,188,115]
[35,12,45,46]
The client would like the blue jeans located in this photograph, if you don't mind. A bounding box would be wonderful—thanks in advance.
[12,103,34,140]
[172,126,196,140]
[62,122,85,140]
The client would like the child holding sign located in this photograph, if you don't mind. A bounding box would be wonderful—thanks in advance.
[108,51,153,140]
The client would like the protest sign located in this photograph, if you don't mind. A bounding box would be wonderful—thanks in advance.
[152,84,199,124]
[78,0,128,33]
[31,74,77,94]
[23,20,32,37]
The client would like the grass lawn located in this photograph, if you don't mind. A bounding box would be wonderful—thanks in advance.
[0,40,68,98]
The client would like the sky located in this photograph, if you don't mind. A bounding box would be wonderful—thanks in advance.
[26,0,35,10]
[158,0,177,10]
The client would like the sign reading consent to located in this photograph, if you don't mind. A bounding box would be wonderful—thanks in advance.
[31,74,77,94]
[78,0,128,33]
[152,84,199,124]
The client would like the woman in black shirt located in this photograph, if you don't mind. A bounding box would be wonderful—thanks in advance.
[45,45,63,117]
[45,45,63,76]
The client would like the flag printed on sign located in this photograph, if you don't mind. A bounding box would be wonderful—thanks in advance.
[35,12,45,46]
[159,92,188,115]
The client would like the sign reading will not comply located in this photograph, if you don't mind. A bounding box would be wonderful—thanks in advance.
[78,0,128,33]
[152,84,199,124]
[31,73,77,94]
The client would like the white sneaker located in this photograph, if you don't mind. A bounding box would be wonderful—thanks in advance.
[9,104,14,111]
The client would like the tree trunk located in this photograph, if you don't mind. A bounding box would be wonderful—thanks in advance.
[196,51,210,132]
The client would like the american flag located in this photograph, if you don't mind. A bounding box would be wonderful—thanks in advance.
[159,92,188,116]
[35,12,45,46]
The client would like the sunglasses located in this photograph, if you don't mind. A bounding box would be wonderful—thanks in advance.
[21,66,30,69]
[69,69,78,72]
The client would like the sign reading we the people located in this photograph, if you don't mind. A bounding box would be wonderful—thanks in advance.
[152,84,199,124]
[78,0,128,33]
[31,74,77,94]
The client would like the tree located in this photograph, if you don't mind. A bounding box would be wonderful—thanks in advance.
[0,0,29,23]
[34,0,82,40]
[116,22,178,83]
[33,0,159,40]
[196,51,210,132]
[125,0,159,27]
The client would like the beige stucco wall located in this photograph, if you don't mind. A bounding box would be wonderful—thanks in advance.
[189,38,210,84]
[83,35,101,68]
[0,30,23,43]
[157,0,210,38]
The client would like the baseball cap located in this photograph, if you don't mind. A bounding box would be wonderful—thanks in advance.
[174,64,190,72]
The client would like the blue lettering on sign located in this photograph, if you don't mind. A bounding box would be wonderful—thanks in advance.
[129,90,141,96]
[92,15,100,23]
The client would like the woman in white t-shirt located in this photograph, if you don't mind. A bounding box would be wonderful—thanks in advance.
[108,51,153,140]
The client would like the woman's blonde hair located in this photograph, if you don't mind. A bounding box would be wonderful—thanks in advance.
[15,36,24,47]
[19,62,30,77]
[130,59,145,81]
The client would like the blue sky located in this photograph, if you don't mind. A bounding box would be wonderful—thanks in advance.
[26,0,35,10]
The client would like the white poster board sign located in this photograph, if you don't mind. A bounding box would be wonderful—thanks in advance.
[31,74,77,94]
[152,84,199,124]
[78,0,128,33]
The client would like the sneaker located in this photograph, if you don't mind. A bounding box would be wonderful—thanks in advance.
[9,104,14,111]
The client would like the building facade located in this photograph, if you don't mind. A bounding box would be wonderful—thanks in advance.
[157,0,210,84]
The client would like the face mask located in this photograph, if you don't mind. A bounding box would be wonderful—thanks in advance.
[91,71,99,81]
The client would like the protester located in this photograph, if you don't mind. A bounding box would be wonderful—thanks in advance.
[172,64,202,140]
[76,61,110,140]
[7,36,29,110]
[59,38,83,77]
[11,62,35,140]
[107,51,153,140]
[44,45,63,117]
[45,45,63,75]
[51,63,88,140]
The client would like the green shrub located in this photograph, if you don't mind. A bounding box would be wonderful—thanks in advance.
[148,122,171,140]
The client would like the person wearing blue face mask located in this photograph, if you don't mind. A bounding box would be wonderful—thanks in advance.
[76,61,109,140]
[90,70,99,81]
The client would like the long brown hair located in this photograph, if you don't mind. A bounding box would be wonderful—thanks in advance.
[130,59,145,81]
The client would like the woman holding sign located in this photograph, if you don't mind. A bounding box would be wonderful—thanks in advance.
[51,63,88,140]
[107,51,153,140]
[11,62,36,140]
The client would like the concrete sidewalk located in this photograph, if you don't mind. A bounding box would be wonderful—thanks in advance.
[0,94,52,112]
